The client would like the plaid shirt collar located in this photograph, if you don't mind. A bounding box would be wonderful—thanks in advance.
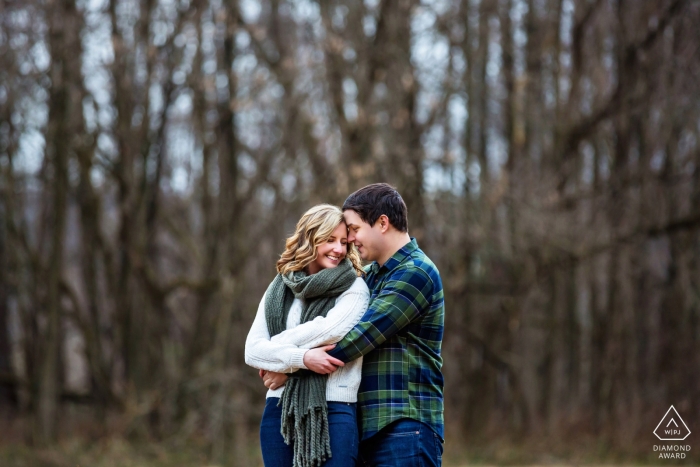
[369,237,419,276]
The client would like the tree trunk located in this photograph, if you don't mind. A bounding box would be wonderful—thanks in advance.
[0,202,16,409]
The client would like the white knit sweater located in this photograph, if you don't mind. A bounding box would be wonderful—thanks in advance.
[244,277,369,403]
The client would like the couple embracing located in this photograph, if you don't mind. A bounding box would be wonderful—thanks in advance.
[245,183,445,467]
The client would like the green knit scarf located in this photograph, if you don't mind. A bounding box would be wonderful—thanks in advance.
[264,259,356,467]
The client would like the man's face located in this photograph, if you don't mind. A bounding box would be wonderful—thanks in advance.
[343,209,383,262]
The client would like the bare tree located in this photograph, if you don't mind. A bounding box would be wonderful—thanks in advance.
[1,0,699,460]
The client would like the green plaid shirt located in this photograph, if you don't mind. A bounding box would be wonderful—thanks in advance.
[327,238,444,440]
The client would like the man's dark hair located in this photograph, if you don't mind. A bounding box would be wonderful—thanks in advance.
[342,183,408,232]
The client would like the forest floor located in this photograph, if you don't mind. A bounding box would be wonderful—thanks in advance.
[0,436,694,467]
[0,415,693,467]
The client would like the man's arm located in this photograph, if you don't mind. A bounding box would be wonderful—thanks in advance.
[326,266,433,363]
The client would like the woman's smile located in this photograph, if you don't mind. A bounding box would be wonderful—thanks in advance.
[307,222,348,274]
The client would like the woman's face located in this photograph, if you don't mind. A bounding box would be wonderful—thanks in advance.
[306,222,348,274]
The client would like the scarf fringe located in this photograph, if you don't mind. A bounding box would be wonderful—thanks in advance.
[279,376,332,467]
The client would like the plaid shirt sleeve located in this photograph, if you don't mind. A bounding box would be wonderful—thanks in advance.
[327,265,433,363]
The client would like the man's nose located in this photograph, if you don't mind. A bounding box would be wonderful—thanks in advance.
[347,232,356,243]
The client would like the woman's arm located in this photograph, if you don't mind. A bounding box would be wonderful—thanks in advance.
[270,280,369,349]
[244,293,308,373]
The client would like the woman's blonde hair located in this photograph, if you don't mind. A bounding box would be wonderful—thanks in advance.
[277,204,363,276]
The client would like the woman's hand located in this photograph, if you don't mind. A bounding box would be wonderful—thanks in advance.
[259,370,288,390]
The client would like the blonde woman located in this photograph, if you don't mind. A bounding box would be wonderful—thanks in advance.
[245,204,369,467]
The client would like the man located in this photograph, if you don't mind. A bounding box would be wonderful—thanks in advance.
[262,183,445,466]
[304,183,445,466]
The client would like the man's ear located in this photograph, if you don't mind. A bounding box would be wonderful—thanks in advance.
[377,214,390,233]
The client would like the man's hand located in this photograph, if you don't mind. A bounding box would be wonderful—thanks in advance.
[259,370,288,390]
[303,344,345,374]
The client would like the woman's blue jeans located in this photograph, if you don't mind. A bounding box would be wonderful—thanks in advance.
[260,397,359,467]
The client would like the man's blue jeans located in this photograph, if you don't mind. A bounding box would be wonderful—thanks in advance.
[259,397,359,467]
[358,418,444,467]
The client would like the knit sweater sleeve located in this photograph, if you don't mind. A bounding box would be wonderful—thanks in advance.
[269,278,370,349]
[244,292,308,373]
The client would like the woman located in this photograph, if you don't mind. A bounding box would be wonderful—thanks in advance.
[245,204,369,467]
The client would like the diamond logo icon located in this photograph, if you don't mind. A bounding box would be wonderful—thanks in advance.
[654,405,691,441]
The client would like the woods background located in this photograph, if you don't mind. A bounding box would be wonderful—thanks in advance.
[1,0,700,464]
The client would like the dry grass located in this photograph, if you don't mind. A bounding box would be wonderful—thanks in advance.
[0,438,694,467]
[0,423,693,467]
[0,438,210,467]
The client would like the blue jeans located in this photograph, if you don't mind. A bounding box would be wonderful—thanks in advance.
[358,418,444,467]
[259,397,359,467]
